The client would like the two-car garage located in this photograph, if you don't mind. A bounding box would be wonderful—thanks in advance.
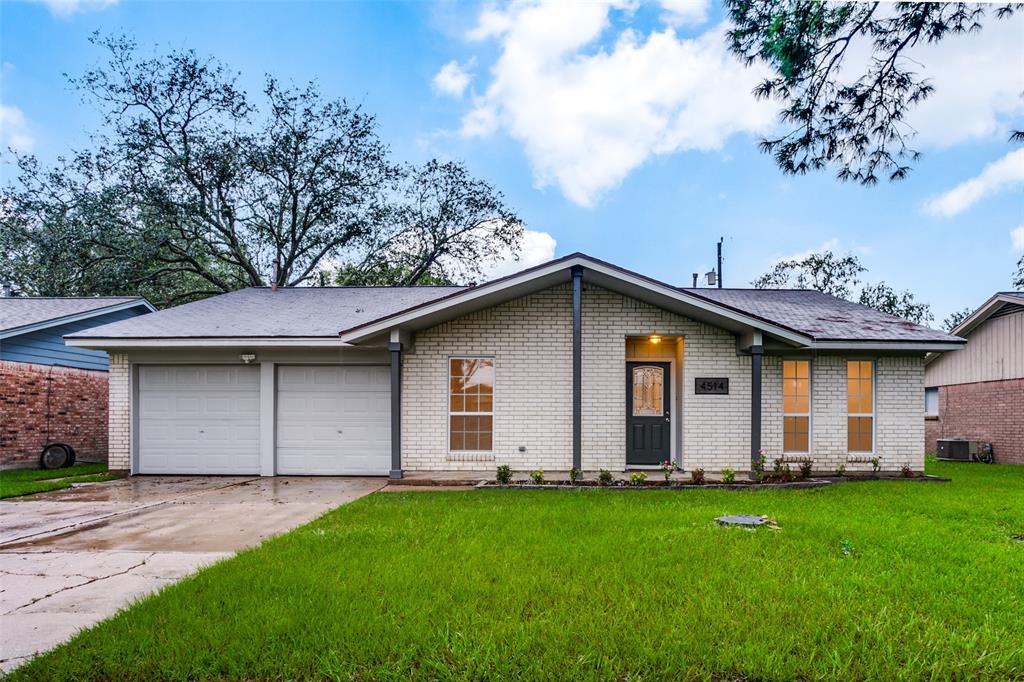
[136,364,390,475]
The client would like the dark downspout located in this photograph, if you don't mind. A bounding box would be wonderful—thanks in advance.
[750,341,763,472]
[389,340,403,480]
[571,265,583,472]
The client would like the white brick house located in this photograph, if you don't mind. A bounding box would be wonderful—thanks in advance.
[67,254,964,477]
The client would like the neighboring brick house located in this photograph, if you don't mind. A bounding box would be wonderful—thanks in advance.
[924,292,1024,464]
[0,297,154,468]
[66,253,965,477]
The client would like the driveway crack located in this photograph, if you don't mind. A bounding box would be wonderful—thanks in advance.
[1,552,156,616]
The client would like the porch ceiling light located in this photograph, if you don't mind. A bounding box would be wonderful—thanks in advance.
[649,334,662,345]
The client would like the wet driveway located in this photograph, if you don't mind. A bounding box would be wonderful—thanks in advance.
[0,475,385,671]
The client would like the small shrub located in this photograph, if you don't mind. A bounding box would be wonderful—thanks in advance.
[835,463,846,477]
[569,467,582,484]
[690,467,706,485]
[721,467,736,484]
[772,459,793,482]
[495,465,512,485]
[798,460,813,480]
[660,460,675,481]
[752,447,767,480]
[871,457,881,473]
[598,469,614,486]
[901,464,915,478]
[629,471,647,486]
[529,469,544,485]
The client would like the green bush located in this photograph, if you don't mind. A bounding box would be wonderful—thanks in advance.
[529,469,545,485]
[721,467,736,484]
[496,465,512,485]
[569,468,582,484]
[798,460,813,479]
[598,469,613,486]
[628,471,647,486]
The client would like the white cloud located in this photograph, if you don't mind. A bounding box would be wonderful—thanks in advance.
[658,0,710,28]
[903,13,1024,148]
[34,0,118,18]
[1011,225,1024,253]
[924,148,1024,217]
[481,229,557,279]
[0,105,34,152]
[777,238,840,264]
[432,60,473,99]
[459,1,776,206]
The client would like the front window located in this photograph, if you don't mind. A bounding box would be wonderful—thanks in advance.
[449,358,494,452]
[783,360,810,453]
[847,360,874,453]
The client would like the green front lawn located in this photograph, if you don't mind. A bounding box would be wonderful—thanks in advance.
[0,463,114,499]
[9,460,1024,681]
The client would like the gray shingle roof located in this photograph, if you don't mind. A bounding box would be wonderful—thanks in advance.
[681,288,963,343]
[0,297,149,335]
[68,287,466,339]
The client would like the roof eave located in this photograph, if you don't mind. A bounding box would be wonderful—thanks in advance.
[810,340,966,352]
[0,298,156,340]
[65,336,351,349]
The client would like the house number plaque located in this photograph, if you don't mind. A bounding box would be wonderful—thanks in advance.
[695,378,729,395]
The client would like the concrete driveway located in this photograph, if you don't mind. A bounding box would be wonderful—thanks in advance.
[0,475,385,672]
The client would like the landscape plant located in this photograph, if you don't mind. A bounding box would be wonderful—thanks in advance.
[495,465,512,485]
[529,469,544,485]
[798,460,813,480]
[597,469,613,486]
[628,472,647,487]
[721,467,736,485]
[690,468,706,485]
[659,460,675,481]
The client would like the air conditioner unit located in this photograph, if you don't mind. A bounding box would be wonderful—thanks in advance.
[936,439,994,463]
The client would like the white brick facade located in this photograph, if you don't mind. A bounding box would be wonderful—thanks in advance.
[403,283,927,473]
[107,352,131,471]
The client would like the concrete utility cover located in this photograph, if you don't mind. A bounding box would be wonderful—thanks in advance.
[716,514,767,527]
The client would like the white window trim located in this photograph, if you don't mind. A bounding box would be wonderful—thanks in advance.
[924,387,939,417]
[847,359,876,455]
[446,355,495,459]
[782,359,812,454]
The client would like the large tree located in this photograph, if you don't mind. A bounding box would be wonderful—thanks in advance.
[752,250,934,324]
[727,2,1019,184]
[0,35,521,305]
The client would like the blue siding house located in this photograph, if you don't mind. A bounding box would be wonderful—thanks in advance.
[1,297,154,467]
[0,297,154,370]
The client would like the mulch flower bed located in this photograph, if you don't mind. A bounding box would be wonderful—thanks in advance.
[477,474,949,490]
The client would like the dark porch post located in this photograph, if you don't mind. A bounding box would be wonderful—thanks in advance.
[572,265,583,471]
[389,340,403,480]
[750,340,763,472]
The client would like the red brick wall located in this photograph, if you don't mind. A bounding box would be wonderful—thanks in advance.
[924,378,1024,465]
[0,360,109,468]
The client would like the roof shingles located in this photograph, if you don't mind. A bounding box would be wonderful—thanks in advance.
[0,297,148,335]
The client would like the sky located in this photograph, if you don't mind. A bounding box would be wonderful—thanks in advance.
[1,0,1022,323]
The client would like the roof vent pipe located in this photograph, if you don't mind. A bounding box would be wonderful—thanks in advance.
[272,257,280,292]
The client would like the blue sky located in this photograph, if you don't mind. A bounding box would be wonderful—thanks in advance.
[1,0,1022,322]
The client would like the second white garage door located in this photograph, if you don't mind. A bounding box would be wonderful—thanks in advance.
[275,365,391,475]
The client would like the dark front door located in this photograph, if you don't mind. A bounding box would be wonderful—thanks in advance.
[626,362,671,466]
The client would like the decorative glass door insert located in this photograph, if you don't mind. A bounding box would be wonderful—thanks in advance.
[632,366,664,416]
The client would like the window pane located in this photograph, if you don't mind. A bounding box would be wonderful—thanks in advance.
[847,416,873,453]
[632,366,664,416]
[450,358,495,451]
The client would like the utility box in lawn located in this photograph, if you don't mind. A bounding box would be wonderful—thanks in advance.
[936,439,994,463]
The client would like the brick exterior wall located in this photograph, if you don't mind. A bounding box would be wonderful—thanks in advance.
[0,360,109,468]
[106,353,131,472]
[924,378,1024,464]
[402,283,927,473]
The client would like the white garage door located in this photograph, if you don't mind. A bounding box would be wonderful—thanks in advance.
[137,366,261,474]
[276,365,390,475]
